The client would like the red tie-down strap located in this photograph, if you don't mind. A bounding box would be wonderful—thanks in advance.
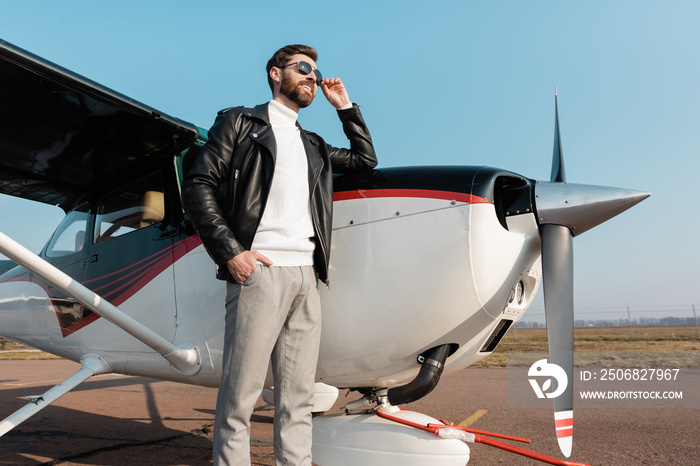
[375,407,591,466]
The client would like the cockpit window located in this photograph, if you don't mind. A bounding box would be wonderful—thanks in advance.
[94,172,165,244]
[45,202,90,257]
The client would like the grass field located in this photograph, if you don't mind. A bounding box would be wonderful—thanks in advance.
[0,338,62,360]
[476,325,700,367]
[2,326,699,363]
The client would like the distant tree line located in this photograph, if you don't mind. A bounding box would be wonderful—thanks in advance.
[514,316,698,328]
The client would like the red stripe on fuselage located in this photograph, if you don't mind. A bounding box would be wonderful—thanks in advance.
[333,188,491,204]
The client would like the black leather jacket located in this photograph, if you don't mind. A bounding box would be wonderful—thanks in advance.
[181,102,377,283]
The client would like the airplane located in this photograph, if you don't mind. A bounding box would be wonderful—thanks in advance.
[0,39,649,465]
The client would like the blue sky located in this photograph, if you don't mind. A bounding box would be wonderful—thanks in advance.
[1,1,698,321]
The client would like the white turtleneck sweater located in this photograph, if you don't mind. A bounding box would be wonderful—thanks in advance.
[250,100,316,266]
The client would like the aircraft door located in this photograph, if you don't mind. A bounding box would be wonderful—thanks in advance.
[41,202,91,337]
[80,171,178,351]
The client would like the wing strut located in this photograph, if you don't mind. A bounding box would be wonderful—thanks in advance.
[0,355,111,437]
[0,231,201,375]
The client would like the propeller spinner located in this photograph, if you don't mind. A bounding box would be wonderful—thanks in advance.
[533,89,650,457]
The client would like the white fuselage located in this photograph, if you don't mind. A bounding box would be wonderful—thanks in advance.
[0,192,541,390]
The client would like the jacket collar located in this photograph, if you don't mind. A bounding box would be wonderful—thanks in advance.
[247,101,321,168]
[246,102,271,125]
[247,101,314,135]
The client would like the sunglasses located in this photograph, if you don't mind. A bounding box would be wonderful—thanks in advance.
[279,61,323,86]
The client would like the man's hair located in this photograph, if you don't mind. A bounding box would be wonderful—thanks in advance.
[266,44,318,93]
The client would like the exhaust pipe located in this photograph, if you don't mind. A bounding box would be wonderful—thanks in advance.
[387,344,454,405]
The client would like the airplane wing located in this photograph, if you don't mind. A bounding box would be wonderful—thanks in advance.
[0,39,199,211]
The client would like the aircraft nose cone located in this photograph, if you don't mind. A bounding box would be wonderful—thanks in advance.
[534,181,650,236]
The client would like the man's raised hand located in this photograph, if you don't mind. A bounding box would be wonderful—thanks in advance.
[320,77,351,109]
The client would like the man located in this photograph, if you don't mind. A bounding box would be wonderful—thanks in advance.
[181,44,377,465]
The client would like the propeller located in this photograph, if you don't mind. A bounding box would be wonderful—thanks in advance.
[541,223,574,457]
[533,88,650,457]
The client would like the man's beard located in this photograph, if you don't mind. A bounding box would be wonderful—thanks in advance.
[280,72,315,108]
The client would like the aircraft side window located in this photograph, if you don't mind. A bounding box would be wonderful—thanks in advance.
[45,203,90,257]
[94,173,165,244]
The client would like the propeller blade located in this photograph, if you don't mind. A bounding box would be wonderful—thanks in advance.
[551,87,566,183]
[541,223,575,457]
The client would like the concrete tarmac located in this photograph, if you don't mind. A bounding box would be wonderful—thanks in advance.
[1,360,699,465]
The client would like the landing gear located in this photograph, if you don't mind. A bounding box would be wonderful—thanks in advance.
[311,345,471,465]
[344,387,389,415]
[312,404,472,466]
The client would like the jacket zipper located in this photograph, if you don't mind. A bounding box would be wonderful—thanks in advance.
[228,169,240,219]
[309,162,329,286]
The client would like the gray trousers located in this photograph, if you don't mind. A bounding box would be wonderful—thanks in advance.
[213,265,322,466]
